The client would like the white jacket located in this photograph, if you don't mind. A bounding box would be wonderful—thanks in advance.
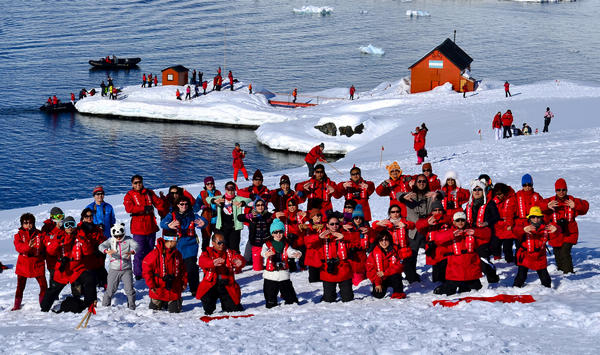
[261,243,302,282]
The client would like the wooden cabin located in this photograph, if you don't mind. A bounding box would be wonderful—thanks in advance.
[161,65,189,86]
[409,38,475,94]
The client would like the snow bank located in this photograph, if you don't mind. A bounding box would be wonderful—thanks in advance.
[292,6,333,15]
[75,83,291,127]
[406,10,430,17]
[359,44,385,56]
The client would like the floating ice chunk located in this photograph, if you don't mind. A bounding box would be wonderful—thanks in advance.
[292,6,334,15]
[359,44,385,56]
[359,10,368,14]
[406,10,430,17]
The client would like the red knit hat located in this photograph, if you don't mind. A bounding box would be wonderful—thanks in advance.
[555,178,567,190]
[92,186,104,195]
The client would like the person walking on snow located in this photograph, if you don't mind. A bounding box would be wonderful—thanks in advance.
[292,88,297,103]
[502,110,513,138]
[504,81,511,97]
[304,143,327,177]
[349,85,355,100]
[228,71,234,91]
[185,85,191,100]
[543,107,554,133]
[232,143,248,182]
[99,223,138,309]
[142,74,146,88]
[412,124,427,165]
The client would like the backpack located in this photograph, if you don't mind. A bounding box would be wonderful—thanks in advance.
[57,296,86,313]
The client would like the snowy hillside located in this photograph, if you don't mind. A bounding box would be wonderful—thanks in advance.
[1,79,599,353]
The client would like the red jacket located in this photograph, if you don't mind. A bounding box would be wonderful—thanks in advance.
[269,189,297,212]
[202,81,207,89]
[14,228,46,278]
[493,194,517,240]
[238,184,270,202]
[302,224,325,268]
[416,214,453,265]
[232,148,245,168]
[47,230,94,284]
[425,174,441,192]
[441,185,470,216]
[304,231,357,282]
[143,238,187,301]
[376,178,409,214]
[514,189,543,229]
[77,223,106,270]
[304,145,325,165]
[513,224,559,270]
[501,112,513,127]
[412,130,426,151]
[344,222,375,274]
[540,195,589,245]
[295,176,341,214]
[372,220,415,260]
[432,227,482,281]
[504,82,510,92]
[124,188,164,235]
[278,209,307,248]
[196,247,245,304]
[366,245,403,286]
[492,113,502,129]
[337,179,376,221]
[349,86,355,95]
[41,219,62,271]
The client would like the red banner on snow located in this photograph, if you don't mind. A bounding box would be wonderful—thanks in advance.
[200,314,255,323]
[432,294,535,307]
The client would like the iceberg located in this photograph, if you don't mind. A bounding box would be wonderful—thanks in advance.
[359,44,385,56]
[292,6,333,16]
[406,10,430,17]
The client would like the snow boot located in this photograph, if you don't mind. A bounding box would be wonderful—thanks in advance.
[11,297,22,311]
[391,292,406,300]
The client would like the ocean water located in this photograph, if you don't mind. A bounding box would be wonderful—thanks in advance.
[1,0,598,210]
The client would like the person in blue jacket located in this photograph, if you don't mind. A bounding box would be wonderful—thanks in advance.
[160,196,207,297]
[86,186,116,240]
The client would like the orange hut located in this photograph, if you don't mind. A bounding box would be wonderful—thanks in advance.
[161,65,189,86]
[409,38,475,94]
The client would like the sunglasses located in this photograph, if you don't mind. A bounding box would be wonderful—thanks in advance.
[178,203,189,206]
[206,182,214,185]
[226,187,236,191]
[83,214,93,218]
[51,214,64,220]
[315,171,324,174]
[253,178,263,181]
[344,206,353,209]
[132,181,143,185]
[472,188,483,192]
[22,221,34,225]
[353,216,363,219]
[328,222,340,226]
[522,183,533,187]
[390,169,401,173]
[380,239,391,243]
[94,192,104,196]
[351,173,360,176]
[454,219,466,222]
[556,189,567,192]
[272,230,284,235]
[64,221,76,228]
[390,210,401,214]
[416,180,427,183]
[255,203,265,207]
[422,169,432,172]
[215,241,225,245]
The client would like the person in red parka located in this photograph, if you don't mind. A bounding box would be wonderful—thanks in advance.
[432,211,484,296]
[232,143,249,182]
[202,80,207,94]
[514,174,543,231]
[123,174,164,280]
[238,169,270,202]
[337,166,376,221]
[292,88,297,103]
[158,185,196,219]
[40,216,97,312]
[304,143,327,177]
[349,85,355,100]
[70,93,75,105]
[412,124,428,165]
[79,208,108,289]
[372,205,415,263]
[504,80,511,97]
[540,178,589,273]
[296,164,341,217]
[154,75,158,87]
[492,111,502,141]
[366,231,406,299]
[439,171,470,217]
[512,207,558,288]
[269,175,297,213]
[490,183,518,263]
[176,89,182,100]
[416,200,453,283]
[228,70,234,91]
[300,209,326,283]
[12,213,47,311]
[501,110,513,138]
[343,205,376,286]
[421,163,441,192]
[40,206,65,284]
[375,161,410,213]
[305,214,357,303]
[142,236,187,313]
[196,232,245,315]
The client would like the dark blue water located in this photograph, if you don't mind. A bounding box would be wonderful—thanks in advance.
[1,0,598,210]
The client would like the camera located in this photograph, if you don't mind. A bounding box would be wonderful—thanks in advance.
[446,201,455,210]
[557,218,569,233]
[326,258,340,274]
[163,274,175,290]
[58,257,70,272]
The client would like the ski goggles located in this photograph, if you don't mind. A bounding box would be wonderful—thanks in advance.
[51,214,65,220]
[64,221,76,229]
[163,236,178,241]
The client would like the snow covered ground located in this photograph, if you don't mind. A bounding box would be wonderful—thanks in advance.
[2,78,599,353]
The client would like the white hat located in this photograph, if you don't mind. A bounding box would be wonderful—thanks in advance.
[453,212,467,221]
[443,170,460,187]
[469,179,487,204]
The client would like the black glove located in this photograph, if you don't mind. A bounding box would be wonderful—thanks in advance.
[446,201,455,210]
[425,241,437,258]
[81,222,94,234]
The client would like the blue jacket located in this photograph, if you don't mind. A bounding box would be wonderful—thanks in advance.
[160,210,207,260]
[86,201,116,239]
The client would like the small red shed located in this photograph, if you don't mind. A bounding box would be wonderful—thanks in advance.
[161,65,189,86]
[409,38,475,94]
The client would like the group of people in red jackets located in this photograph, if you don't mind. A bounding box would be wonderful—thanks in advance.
[9,159,589,315]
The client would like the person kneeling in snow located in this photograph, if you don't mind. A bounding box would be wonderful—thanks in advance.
[512,207,558,288]
[99,222,138,310]
[432,212,484,296]
[261,219,301,308]
[366,231,406,299]
[142,236,186,313]
[196,232,246,315]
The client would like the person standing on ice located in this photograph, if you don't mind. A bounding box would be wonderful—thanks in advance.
[153,75,158,87]
[421,162,441,191]
[196,232,245,315]
[540,178,589,274]
[228,70,234,91]
[514,174,543,231]
[304,143,327,177]
[375,161,410,209]
[40,207,65,283]
[232,143,249,182]
[292,88,298,103]
[543,107,554,133]
[504,80,511,97]
[296,164,341,217]
[366,230,407,299]
[185,85,191,100]
[501,109,513,138]
[349,85,355,100]
[123,174,164,280]
[492,111,502,140]
[12,213,47,311]
[412,125,427,165]
[237,196,274,271]
[100,81,106,96]
[261,219,301,308]
[202,80,208,95]
[142,235,186,313]
[512,207,558,288]
[207,181,252,253]
[142,73,146,88]
[248,83,253,94]
[86,185,115,240]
